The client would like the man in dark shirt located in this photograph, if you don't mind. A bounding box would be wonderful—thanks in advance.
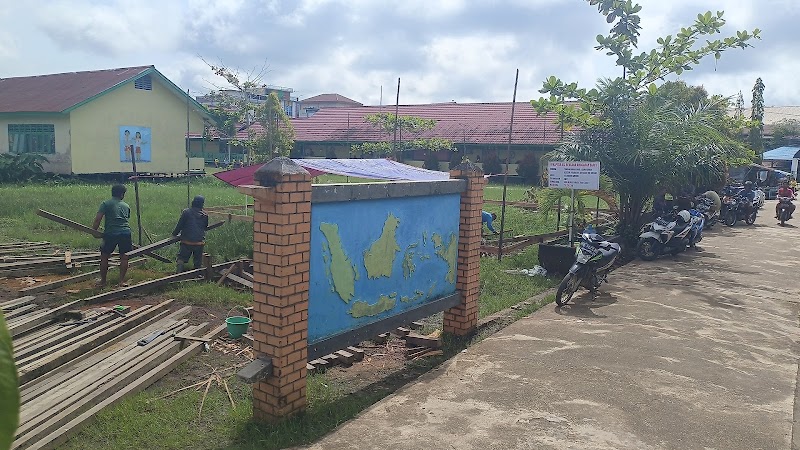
[173,195,209,272]
[92,184,131,288]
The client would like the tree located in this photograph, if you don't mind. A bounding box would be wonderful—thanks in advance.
[734,90,745,121]
[531,1,759,243]
[750,77,765,153]
[350,113,453,160]
[770,119,800,149]
[204,62,295,163]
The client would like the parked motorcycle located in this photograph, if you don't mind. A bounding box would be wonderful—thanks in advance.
[636,210,696,261]
[555,230,621,307]
[693,195,718,229]
[722,194,757,226]
[777,196,794,226]
[687,209,705,247]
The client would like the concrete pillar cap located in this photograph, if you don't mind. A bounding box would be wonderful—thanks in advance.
[254,157,310,186]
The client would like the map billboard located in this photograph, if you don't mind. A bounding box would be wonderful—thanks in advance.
[308,193,460,344]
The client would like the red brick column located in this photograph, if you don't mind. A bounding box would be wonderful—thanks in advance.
[443,162,485,336]
[241,157,311,421]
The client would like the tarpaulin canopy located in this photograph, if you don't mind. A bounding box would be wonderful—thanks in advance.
[762,146,800,161]
[214,158,450,187]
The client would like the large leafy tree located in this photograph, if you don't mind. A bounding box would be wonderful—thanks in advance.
[532,1,760,243]
[204,63,295,163]
[350,113,452,160]
[770,119,800,149]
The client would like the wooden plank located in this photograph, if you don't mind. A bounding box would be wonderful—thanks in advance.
[216,264,237,286]
[346,346,365,362]
[4,304,37,320]
[15,323,204,449]
[404,333,442,349]
[123,221,224,258]
[334,349,355,366]
[17,259,146,295]
[0,253,102,270]
[17,301,174,384]
[23,324,227,450]
[393,327,411,337]
[9,310,55,339]
[0,296,37,311]
[36,210,103,238]
[224,273,253,289]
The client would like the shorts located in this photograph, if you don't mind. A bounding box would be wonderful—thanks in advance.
[100,233,133,255]
[177,243,204,266]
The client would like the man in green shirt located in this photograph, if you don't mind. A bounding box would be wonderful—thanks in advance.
[92,184,132,288]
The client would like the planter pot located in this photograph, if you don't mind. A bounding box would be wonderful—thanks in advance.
[538,243,575,275]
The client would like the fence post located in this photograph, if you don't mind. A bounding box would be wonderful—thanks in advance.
[241,157,311,422]
[444,161,485,336]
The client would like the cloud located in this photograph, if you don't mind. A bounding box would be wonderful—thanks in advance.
[7,0,800,107]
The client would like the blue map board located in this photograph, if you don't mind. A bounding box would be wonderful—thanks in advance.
[308,193,460,344]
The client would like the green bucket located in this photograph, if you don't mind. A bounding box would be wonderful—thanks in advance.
[225,307,251,339]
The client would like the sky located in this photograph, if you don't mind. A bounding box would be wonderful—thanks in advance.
[0,0,798,107]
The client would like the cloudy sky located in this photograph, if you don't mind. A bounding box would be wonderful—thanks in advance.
[0,0,797,107]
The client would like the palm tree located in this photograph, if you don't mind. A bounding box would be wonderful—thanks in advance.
[547,82,750,245]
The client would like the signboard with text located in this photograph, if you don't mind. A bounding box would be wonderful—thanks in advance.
[548,161,600,190]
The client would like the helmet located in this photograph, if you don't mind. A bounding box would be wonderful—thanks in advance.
[744,181,753,188]
[677,210,691,223]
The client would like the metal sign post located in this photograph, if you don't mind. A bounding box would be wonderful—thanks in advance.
[547,161,601,246]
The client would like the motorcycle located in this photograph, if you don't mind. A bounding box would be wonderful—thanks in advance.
[636,210,696,261]
[722,194,757,226]
[693,195,718,229]
[687,209,705,247]
[555,230,621,307]
[777,196,794,226]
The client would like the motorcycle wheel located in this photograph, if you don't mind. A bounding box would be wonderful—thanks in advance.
[780,210,788,226]
[723,211,737,227]
[745,211,757,225]
[555,272,581,307]
[636,238,659,261]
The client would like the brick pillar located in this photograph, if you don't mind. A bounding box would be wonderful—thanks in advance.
[242,157,311,422]
[443,161,485,336]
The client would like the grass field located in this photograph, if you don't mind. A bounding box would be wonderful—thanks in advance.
[2,176,561,450]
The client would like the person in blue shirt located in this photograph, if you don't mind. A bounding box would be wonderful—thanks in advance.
[482,211,498,234]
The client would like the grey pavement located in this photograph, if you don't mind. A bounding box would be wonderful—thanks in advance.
[307,202,800,450]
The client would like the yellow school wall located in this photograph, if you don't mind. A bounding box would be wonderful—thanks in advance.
[70,79,205,174]
[0,114,72,174]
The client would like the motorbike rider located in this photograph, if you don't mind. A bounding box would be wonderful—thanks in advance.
[740,181,756,216]
[776,179,796,219]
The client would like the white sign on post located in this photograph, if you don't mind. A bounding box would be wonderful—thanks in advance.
[547,161,601,190]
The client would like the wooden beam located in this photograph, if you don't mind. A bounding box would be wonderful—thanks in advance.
[124,221,224,258]
[25,324,227,450]
[0,296,37,312]
[36,210,103,238]
[17,258,146,295]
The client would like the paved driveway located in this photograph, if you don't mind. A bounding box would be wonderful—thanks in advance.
[307,203,800,449]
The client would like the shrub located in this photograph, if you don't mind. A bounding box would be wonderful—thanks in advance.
[423,150,441,171]
[482,152,503,175]
[516,153,540,185]
[0,154,48,182]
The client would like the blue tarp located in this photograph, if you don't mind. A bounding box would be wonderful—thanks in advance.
[292,158,450,181]
[762,146,800,161]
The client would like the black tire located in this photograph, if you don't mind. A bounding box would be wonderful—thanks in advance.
[637,238,659,261]
[780,210,789,226]
[723,211,737,227]
[745,210,757,225]
[555,273,581,307]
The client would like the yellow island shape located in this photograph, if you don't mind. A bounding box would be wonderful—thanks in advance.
[363,214,401,279]
[432,232,458,284]
[320,222,358,303]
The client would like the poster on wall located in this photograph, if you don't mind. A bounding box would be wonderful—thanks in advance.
[119,126,151,162]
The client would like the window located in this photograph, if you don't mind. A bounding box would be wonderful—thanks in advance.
[8,124,56,154]
[134,75,152,90]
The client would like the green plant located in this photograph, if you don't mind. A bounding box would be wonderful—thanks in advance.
[349,114,453,159]
[750,77,765,153]
[0,153,48,182]
[482,153,502,175]
[532,1,759,243]
[515,153,540,184]
[423,150,440,171]
[0,311,19,450]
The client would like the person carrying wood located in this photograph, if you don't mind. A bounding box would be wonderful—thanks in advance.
[92,184,131,288]
[173,195,209,273]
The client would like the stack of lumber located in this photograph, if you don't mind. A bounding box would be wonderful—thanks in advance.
[0,242,53,256]
[0,252,119,277]
[9,299,226,450]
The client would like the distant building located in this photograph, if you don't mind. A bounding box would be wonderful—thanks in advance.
[0,66,211,175]
[299,94,363,118]
[196,85,298,118]
[290,102,562,176]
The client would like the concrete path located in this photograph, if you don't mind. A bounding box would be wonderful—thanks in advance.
[307,203,800,450]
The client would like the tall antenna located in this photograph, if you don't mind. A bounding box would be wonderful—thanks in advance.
[498,69,519,261]
[392,78,400,161]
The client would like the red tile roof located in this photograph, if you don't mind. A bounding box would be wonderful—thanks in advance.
[290,102,564,146]
[0,66,153,113]
[300,93,362,105]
